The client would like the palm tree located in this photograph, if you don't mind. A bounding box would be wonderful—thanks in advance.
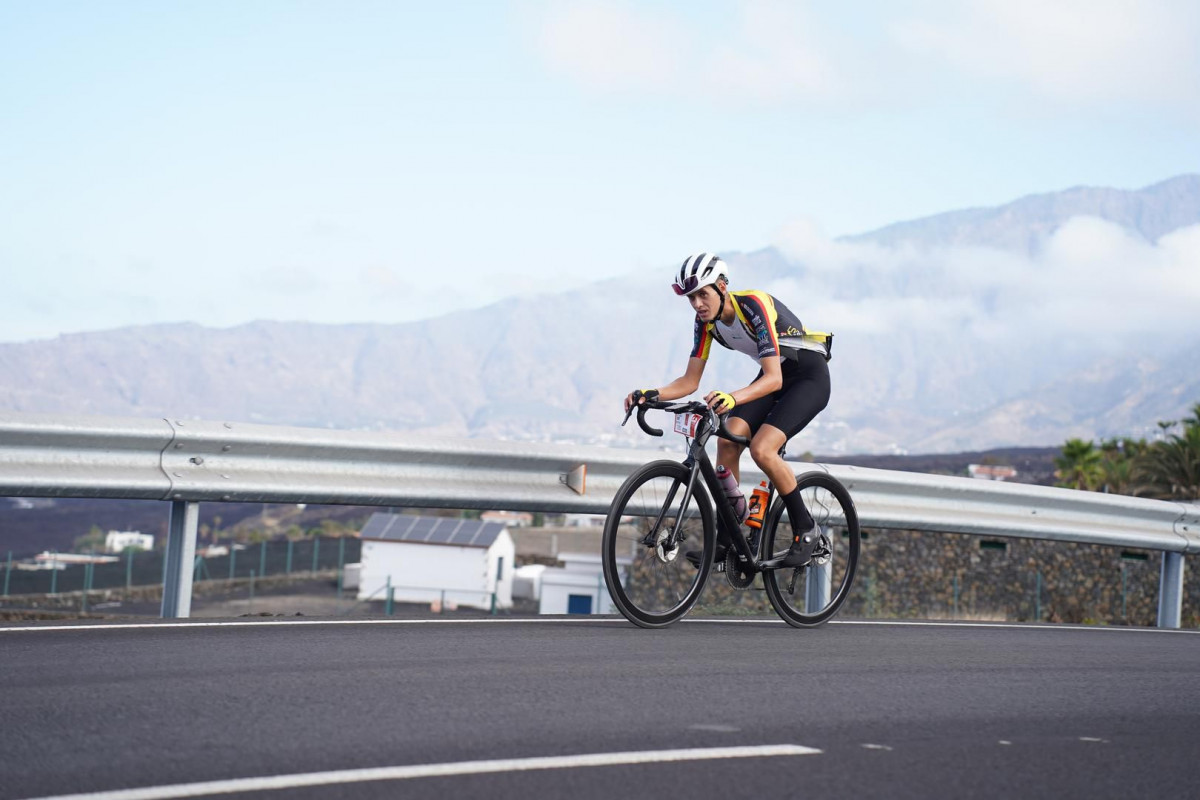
[1134,425,1200,501]
[1054,439,1103,491]
[1184,402,1200,430]
[1099,455,1139,495]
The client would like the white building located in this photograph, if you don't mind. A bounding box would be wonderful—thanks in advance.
[358,514,514,611]
[32,552,119,569]
[561,513,606,528]
[480,510,533,527]
[105,530,154,553]
[512,563,547,601]
[538,552,623,615]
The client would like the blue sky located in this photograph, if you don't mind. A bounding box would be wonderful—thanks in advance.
[2,0,1198,342]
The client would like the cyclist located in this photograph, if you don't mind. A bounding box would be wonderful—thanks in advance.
[623,252,832,569]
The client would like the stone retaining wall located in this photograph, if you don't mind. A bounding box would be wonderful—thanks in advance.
[694,528,1197,628]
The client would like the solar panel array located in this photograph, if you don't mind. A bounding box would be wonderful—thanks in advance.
[360,513,505,549]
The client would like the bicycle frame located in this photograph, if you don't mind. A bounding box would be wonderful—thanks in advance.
[632,400,775,569]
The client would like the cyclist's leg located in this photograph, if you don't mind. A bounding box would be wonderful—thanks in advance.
[724,372,772,483]
[762,350,831,450]
[715,420,749,483]
[753,352,831,567]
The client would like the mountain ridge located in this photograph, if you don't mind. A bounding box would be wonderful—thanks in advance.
[843,173,1200,253]
[3,175,1198,454]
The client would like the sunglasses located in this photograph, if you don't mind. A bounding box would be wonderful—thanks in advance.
[672,276,699,296]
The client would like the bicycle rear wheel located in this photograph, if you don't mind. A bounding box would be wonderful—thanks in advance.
[602,460,715,628]
[762,471,860,627]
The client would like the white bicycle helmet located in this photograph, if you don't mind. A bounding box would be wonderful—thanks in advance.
[673,252,729,296]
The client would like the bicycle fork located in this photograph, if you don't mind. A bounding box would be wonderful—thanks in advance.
[639,462,702,555]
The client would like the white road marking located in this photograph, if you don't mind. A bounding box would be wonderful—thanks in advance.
[861,744,893,751]
[831,620,1196,635]
[1,617,1195,635]
[689,724,741,733]
[998,740,1013,746]
[17,745,822,800]
[1079,737,1109,743]
[0,618,624,634]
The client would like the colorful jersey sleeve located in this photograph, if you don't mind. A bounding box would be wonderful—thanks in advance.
[734,291,780,360]
[690,316,714,360]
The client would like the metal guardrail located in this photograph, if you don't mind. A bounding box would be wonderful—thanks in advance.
[2,411,1198,625]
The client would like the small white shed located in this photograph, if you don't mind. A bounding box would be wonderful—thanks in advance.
[538,552,624,615]
[358,514,515,611]
[512,563,548,601]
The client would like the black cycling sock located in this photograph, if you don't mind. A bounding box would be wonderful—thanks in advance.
[781,486,814,540]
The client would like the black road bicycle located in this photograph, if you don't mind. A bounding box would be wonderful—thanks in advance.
[602,398,861,629]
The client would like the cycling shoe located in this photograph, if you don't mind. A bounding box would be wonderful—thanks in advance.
[759,523,819,570]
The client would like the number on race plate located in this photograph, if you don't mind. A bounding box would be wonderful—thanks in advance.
[673,412,702,438]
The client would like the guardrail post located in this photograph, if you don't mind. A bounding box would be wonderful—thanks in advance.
[3,550,11,597]
[386,576,394,616]
[161,500,200,618]
[50,550,58,595]
[286,539,293,574]
[126,549,134,589]
[312,537,320,572]
[81,562,92,614]
[805,563,831,615]
[259,540,267,578]
[1157,552,1184,629]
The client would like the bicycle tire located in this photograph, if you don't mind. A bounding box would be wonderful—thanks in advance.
[761,471,860,628]
[601,460,716,628]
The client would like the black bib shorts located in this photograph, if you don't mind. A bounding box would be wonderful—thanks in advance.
[730,349,831,439]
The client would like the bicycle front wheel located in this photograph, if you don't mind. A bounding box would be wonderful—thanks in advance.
[602,460,715,628]
[762,471,860,628]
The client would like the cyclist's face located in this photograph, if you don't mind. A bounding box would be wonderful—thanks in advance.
[688,284,721,317]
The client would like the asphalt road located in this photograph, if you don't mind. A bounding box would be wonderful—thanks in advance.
[2,617,1199,800]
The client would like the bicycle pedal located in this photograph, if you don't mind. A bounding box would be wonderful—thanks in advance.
[715,562,726,573]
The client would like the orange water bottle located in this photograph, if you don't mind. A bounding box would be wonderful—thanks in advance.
[746,480,769,529]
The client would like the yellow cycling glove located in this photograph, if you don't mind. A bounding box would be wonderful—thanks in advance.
[709,391,736,413]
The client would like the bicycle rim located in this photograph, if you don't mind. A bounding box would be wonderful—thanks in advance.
[602,460,715,628]
[762,471,860,628]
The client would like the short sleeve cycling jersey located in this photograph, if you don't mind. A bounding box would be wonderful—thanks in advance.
[690,290,832,363]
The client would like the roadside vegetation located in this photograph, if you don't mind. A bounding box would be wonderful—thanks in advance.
[1054,402,1200,501]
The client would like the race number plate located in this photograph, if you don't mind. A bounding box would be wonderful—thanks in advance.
[673,412,702,437]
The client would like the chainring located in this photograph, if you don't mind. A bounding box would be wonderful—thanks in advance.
[724,548,756,589]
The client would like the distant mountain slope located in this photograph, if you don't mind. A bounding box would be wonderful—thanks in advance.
[844,174,1200,254]
[909,341,1200,452]
[2,175,1197,453]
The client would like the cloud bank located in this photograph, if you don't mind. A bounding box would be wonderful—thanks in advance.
[534,0,1200,112]
[771,216,1200,345]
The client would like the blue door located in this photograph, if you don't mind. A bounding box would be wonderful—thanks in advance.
[567,594,593,615]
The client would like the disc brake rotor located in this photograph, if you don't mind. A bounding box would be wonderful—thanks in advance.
[655,528,680,563]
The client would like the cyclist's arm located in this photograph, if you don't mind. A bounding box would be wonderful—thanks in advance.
[648,357,707,402]
[728,355,783,407]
